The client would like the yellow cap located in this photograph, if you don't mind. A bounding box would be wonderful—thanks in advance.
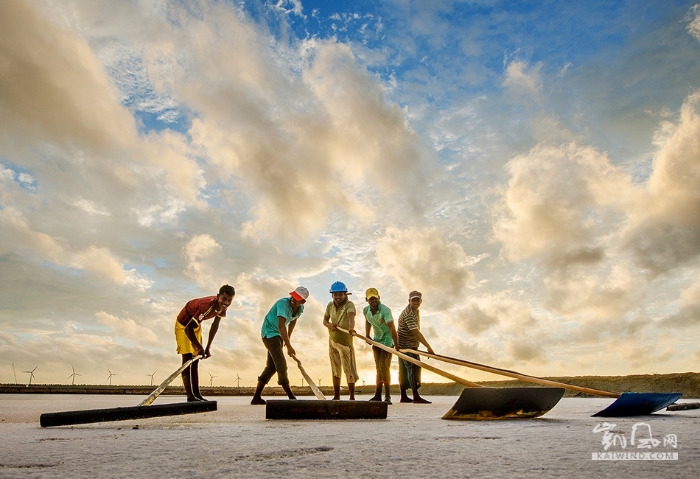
[365,288,380,299]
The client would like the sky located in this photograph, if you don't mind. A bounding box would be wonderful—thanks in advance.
[1,0,700,388]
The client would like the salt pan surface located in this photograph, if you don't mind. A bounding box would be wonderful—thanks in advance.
[1,394,698,478]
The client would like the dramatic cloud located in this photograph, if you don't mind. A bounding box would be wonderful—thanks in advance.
[376,226,475,309]
[493,140,667,316]
[494,142,637,270]
[167,5,429,241]
[623,92,700,275]
[2,0,700,384]
[0,0,136,153]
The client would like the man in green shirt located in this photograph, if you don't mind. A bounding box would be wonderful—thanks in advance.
[322,281,358,400]
[363,288,399,404]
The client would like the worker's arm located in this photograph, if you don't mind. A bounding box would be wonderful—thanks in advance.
[287,318,297,338]
[184,319,205,356]
[323,312,337,331]
[278,316,296,356]
[411,328,434,355]
[388,321,399,351]
[347,311,356,335]
[203,316,221,358]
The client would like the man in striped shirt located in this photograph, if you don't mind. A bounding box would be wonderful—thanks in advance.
[397,290,434,404]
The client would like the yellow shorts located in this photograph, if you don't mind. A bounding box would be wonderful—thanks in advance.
[329,339,357,383]
[174,320,202,355]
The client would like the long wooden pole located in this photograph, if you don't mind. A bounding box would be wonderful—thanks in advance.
[290,354,326,400]
[336,328,481,388]
[138,355,203,406]
[402,349,619,399]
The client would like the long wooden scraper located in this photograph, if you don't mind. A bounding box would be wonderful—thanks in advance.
[139,355,203,406]
[291,354,326,400]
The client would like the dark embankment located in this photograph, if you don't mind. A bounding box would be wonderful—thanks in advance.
[418,372,700,398]
[2,372,698,397]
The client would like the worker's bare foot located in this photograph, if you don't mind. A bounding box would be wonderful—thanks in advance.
[349,397,355,401]
[413,397,431,404]
[400,396,413,403]
[250,397,266,405]
[331,396,340,400]
[368,395,382,401]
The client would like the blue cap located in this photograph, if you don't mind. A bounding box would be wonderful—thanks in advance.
[329,281,350,294]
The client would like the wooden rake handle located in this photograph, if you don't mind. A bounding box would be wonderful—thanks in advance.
[290,354,326,401]
[402,349,620,399]
[138,355,203,406]
[336,327,481,388]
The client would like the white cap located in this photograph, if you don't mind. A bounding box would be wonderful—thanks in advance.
[290,286,309,301]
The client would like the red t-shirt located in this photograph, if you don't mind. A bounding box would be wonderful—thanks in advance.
[176,296,226,326]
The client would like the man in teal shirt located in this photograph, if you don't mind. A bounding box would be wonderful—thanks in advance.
[363,288,399,404]
[251,287,309,405]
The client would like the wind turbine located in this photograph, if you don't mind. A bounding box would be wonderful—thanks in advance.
[317,378,323,387]
[107,369,117,386]
[12,363,17,384]
[361,378,366,387]
[147,371,157,386]
[301,377,304,388]
[24,366,37,386]
[236,373,241,389]
[208,373,216,387]
[68,366,82,385]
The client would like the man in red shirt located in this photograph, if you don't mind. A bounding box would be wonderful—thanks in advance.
[175,284,235,401]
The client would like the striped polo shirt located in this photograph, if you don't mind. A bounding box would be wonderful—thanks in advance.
[397,304,420,349]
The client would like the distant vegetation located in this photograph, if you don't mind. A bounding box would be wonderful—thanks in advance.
[2,372,698,397]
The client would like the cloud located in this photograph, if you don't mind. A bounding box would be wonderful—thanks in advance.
[506,337,545,362]
[503,59,543,95]
[1,0,699,384]
[617,342,674,369]
[0,0,137,153]
[662,280,700,328]
[171,4,428,241]
[183,234,226,288]
[453,302,499,335]
[494,142,638,269]
[0,209,131,284]
[376,226,475,309]
[0,331,16,346]
[622,91,700,275]
[491,142,655,318]
[0,0,207,215]
[451,294,538,336]
[687,4,700,42]
[95,311,159,345]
